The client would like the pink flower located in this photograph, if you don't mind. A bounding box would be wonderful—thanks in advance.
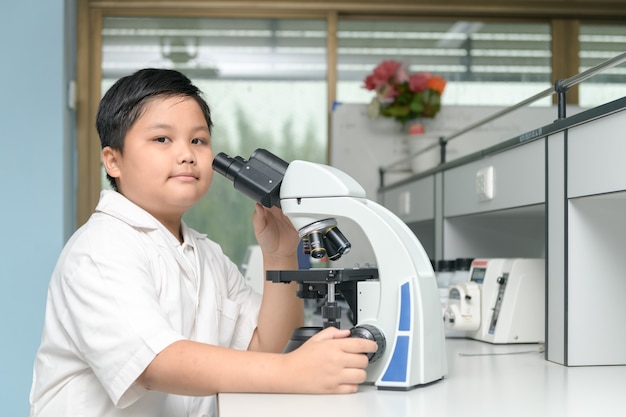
[373,60,402,82]
[408,72,431,93]
[394,66,409,83]
[364,60,403,91]
[363,74,379,90]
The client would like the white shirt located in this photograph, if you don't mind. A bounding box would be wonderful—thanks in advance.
[30,190,262,417]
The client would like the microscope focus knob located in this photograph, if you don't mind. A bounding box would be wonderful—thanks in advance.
[350,324,386,363]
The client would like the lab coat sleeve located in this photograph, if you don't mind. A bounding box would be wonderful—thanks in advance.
[54,220,185,408]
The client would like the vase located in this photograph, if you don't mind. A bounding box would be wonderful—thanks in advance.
[406,119,440,173]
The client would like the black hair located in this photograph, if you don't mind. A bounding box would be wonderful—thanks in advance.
[96,68,213,190]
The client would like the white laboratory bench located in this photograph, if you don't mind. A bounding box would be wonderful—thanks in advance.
[217,338,626,417]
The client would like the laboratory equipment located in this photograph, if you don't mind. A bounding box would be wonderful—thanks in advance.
[213,149,447,390]
[443,258,545,344]
[436,259,456,316]
[450,258,474,286]
[436,259,456,288]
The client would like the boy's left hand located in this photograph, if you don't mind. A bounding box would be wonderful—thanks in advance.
[252,203,300,265]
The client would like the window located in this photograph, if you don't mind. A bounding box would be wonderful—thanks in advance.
[102,16,327,266]
[579,23,626,107]
[336,20,553,106]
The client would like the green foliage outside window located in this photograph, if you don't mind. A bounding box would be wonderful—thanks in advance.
[183,104,325,269]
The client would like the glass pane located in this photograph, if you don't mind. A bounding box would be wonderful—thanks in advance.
[336,20,552,106]
[101,16,327,266]
[579,24,626,107]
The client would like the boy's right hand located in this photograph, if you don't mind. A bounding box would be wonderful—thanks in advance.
[283,326,379,394]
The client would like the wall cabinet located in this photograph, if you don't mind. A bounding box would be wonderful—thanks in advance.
[380,96,626,366]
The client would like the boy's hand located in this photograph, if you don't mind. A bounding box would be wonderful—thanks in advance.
[253,203,300,266]
[283,327,379,394]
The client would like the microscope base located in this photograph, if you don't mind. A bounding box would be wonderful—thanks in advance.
[375,377,444,391]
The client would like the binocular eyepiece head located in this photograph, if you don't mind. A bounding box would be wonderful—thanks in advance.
[212,149,289,208]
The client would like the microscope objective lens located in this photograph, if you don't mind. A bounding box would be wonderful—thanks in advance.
[307,231,326,259]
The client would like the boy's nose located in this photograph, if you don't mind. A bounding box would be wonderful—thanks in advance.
[177,143,196,164]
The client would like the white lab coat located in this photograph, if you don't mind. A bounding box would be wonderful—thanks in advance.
[29,190,262,417]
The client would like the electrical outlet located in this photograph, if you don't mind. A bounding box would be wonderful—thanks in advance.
[476,166,494,201]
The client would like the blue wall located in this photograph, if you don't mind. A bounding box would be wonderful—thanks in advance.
[0,1,75,416]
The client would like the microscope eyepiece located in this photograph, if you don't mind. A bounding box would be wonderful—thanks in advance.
[212,153,246,181]
[212,149,289,208]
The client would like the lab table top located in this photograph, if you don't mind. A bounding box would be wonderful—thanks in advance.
[217,338,626,417]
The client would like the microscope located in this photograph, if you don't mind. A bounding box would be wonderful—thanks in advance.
[213,149,447,390]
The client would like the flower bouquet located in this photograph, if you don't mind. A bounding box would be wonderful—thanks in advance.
[363,60,447,127]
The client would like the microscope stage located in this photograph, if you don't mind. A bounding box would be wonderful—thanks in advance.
[266,267,379,284]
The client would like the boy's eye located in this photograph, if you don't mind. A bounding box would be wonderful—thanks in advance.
[155,137,170,143]
[191,138,207,145]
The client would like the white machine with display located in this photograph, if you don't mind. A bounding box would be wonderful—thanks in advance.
[214,149,447,390]
[443,258,545,344]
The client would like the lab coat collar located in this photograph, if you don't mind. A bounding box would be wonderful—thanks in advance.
[95,190,207,243]
[180,221,208,245]
[96,190,161,231]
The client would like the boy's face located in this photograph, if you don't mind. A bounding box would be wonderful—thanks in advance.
[102,96,213,222]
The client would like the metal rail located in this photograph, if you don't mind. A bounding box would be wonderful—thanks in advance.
[379,51,626,184]
[559,51,626,91]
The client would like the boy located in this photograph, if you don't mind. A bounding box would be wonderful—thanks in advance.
[29,68,376,417]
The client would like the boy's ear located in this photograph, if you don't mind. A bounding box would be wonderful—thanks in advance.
[102,146,121,179]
